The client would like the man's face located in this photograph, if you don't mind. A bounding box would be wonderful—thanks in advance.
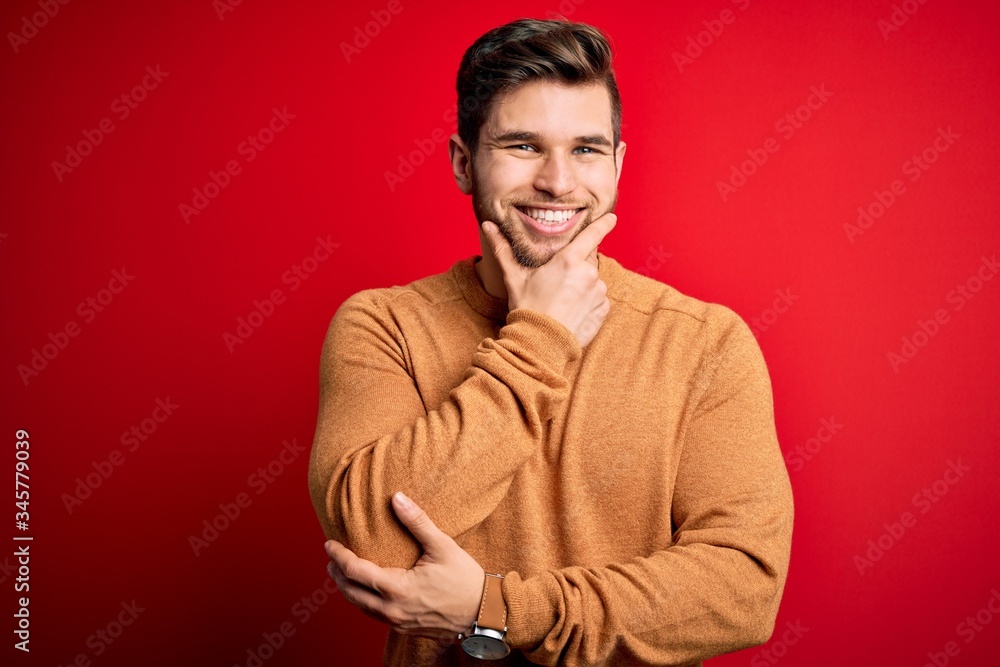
[467,80,625,268]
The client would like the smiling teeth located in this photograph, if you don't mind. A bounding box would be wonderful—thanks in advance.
[523,208,578,223]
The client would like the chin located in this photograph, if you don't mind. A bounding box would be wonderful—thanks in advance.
[511,237,570,268]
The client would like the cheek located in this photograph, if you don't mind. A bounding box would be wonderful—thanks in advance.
[580,163,618,194]
[492,161,536,189]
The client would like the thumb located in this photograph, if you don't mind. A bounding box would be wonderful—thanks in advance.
[392,491,445,553]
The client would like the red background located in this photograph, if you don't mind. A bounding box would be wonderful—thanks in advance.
[2,0,999,665]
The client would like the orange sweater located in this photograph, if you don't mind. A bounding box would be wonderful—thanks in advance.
[308,252,794,666]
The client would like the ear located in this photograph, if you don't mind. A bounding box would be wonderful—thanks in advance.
[614,140,626,186]
[449,134,474,195]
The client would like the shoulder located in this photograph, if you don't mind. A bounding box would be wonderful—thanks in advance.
[331,261,466,324]
[607,255,751,342]
[606,255,766,396]
[319,263,467,366]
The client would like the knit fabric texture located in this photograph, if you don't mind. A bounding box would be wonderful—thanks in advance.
[308,252,794,666]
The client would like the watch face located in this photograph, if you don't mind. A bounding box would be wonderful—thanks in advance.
[462,635,511,660]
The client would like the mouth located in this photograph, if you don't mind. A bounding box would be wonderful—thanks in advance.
[514,206,585,236]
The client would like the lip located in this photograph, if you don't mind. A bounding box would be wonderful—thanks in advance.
[515,206,585,236]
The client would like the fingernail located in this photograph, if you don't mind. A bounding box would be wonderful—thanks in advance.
[394,491,413,509]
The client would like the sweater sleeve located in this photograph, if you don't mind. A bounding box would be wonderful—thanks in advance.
[500,309,795,666]
[307,291,582,569]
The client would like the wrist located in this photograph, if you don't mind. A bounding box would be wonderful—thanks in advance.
[459,571,510,659]
[460,566,486,633]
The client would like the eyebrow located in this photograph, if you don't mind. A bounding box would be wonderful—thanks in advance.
[488,130,613,148]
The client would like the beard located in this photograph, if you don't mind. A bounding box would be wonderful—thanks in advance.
[470,165,617,269]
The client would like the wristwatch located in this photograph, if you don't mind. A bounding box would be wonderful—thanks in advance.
[460,572,510,659]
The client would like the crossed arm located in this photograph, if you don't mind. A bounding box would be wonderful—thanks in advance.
[309,292,794,665]
[325,490,486,647]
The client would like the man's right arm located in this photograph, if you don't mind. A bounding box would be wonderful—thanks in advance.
[311,213,616,570]
[307,290,581,570]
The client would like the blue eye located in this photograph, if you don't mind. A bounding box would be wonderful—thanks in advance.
[508,144,600,154]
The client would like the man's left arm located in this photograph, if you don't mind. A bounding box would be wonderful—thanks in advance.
[502,312,795,665]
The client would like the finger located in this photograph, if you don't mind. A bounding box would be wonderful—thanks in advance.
[480,221,518,276]
[329,561,391,621]
[559,212,617,263]
[392,491,447,554]
[325,540,398,596]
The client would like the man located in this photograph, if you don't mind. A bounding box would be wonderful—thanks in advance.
[308,17,794,666]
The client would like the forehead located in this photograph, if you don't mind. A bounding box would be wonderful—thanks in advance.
[484,80,612,140]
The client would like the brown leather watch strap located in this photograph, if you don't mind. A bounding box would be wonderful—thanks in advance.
[477,573,507,632]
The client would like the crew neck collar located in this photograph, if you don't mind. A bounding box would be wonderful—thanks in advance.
[450,252,622,323]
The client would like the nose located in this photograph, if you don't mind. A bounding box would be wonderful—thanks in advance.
[533,152,576,198]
